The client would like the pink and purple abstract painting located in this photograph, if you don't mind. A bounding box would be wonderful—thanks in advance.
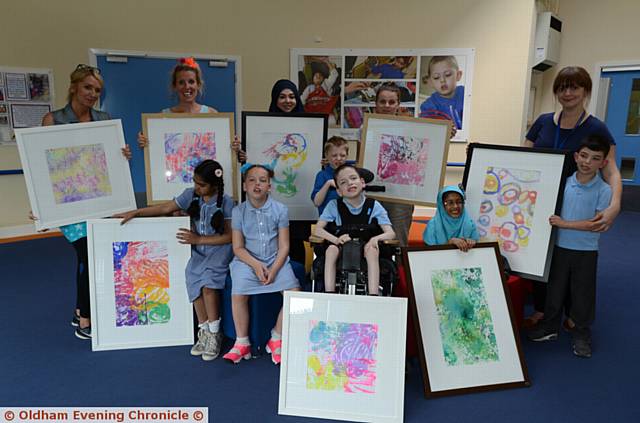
[164,132,216,183]
[307,320,378,394]
[376,133,429,186]
[112,241,170,327]
[45,144,112,204]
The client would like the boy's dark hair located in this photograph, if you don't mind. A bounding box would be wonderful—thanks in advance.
[333,164,374,185]
[241,164,274,181]
[186,160,225,235]
[578,134,610,157]
[324,136,349,156]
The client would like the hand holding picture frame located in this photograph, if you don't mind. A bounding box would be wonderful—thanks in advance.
[15,119,136,231]
[358,113,450,206]
[242,112,328,220]
[404,243,530,397]
[87,217,193,351]
[278,292,407,423]
[142,112,238,205]
[462,143,571,281]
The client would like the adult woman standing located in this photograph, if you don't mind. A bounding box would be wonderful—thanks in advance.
[524,66,621,326]
[40,64,131,339]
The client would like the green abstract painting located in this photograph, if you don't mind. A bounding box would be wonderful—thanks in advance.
[431,267,499,366]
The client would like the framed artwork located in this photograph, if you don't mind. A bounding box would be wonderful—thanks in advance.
[462,143,571,281]
[358,113,450,206]
[87,217,193,351]
[291,48,475,142]
[15,120,136,231]
[404,244,530,397]
[242,112,328,220]
[142,113,238,204]
[278,292,407,423]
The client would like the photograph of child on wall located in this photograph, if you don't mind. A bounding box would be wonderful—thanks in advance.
[345,56,417,79]
[297,55,342,127]
[418,55,466,130]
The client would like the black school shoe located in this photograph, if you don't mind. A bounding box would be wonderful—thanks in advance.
[75,326,91,340]
[71,311,80,327]
[527,324,558,342]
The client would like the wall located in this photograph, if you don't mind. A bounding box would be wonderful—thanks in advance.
[0,0,536,227]
[538,0,640,114]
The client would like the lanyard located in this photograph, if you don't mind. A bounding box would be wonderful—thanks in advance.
[554,110,585,150]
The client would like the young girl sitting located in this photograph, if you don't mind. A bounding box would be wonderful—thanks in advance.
[114,160,233,361]
[224,164,300,365]
[423,185,478,251]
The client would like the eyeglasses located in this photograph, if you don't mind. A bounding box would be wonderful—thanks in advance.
[443,200,464,207]
[75,64,101,75]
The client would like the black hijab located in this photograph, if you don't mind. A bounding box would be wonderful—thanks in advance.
[268,79,304,113]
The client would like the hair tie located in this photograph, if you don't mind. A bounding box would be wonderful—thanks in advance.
[240,162,254,175]
[179,57,199,69]
[214,168,223,178]
[240,162,274,175]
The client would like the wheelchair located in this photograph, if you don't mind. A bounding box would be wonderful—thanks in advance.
[309,230,400,296]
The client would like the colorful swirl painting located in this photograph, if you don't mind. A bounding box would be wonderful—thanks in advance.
[164,132,216,183]
[262,132,308,197]
[477,167,541,253]
[45,144,112,204]
[112,241,171,327]
[307,320,378,394]
[376,133,429,186]
[431,267,499,366]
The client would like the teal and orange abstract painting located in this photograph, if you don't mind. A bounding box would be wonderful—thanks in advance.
[307,320,378,394]
[113,241,170,327]
[431,267,499,366]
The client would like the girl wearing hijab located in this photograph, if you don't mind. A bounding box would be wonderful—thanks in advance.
[423,185,478,251]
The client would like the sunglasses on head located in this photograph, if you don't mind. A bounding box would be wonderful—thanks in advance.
[75,64,101,75]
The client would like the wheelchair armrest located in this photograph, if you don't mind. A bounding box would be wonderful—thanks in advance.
[381,239,400,246]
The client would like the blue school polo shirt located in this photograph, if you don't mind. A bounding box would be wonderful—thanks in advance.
[556,172,611,251]
[311,166,338,215]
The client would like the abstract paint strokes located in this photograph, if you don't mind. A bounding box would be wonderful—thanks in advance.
[307,320,378,393]
[112,241,170,327]
[477,167,540,252]
[376,134,429,186]
[262,132,308,197]
[431,267,499,366]
[164,132,216,183]
[45,144,112,204]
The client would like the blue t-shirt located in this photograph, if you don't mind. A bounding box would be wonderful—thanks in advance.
[419,85,464,129]
[311,166,339,215]
[556,172,611,251]
[319,196,391,227]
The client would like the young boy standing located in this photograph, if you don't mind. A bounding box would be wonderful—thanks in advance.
[528,135,612,358]
[314,164,395,295]
[311,136,349,214]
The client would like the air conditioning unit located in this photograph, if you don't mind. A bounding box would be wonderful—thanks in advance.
[533,12,562,71]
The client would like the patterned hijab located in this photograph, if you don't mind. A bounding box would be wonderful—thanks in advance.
[268,79,304,113]
[423,185,478,245]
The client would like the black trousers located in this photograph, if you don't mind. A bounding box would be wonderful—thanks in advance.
[71,237,91,319]
[543,246,598,340]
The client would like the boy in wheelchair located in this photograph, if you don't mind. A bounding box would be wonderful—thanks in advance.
[313,164,396,295]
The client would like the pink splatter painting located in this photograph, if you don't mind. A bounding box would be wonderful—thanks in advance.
[306,320,378,394]
[376,134,429,186]
[164,132,216,183]
[113,241,170,327]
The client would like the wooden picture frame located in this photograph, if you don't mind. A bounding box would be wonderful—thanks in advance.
[358,113,450,206]
[142,112,238,205]
[404,243,530,397]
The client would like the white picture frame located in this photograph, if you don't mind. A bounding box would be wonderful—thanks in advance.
[358,113,450,206]
[242,112,328,220]
[87,217,193,351]
[278,292,407,423]
[15,120,136,230]
[404,244,530,397]
[142,112,238,205]
[462,143,571,281]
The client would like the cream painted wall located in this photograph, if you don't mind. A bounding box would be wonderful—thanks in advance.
[538,0,640,115]
[0,0,536,227]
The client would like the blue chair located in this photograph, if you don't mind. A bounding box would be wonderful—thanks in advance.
[221,260,307,355]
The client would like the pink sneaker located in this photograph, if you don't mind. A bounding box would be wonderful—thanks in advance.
[223,343,252,364]
[266,338,282,365]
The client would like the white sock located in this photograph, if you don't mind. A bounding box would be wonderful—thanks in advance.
[271,329,281,341]
[236,336,250,346]
[198,322,207,330]
[208,318,221,333]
